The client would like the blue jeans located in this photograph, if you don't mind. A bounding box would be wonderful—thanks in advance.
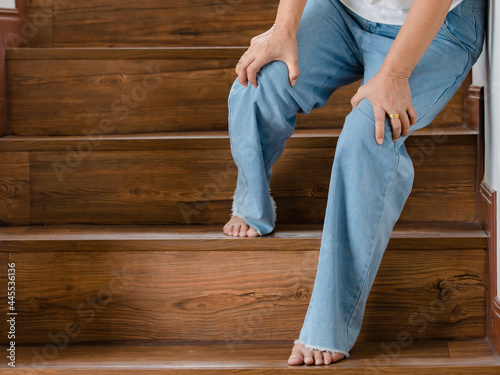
[228,0,486,356]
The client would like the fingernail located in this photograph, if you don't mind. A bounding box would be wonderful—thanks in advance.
[377,138,384,145]
[291,79,297,87]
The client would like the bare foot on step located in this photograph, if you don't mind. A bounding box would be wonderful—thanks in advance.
[288,342,345,366]
[223,216,259,237]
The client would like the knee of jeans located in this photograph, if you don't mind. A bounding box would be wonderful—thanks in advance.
[335,100,396,164]
[228,61,297,131]
[229,60,289,96]
[338,101,377,145]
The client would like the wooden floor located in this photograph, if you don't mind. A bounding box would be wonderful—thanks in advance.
[0,339,499,374]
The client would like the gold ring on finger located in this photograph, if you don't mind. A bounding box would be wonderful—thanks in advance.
[388,113,400,119]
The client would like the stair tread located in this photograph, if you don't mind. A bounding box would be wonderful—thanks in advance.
[3,339,499,373]
[0,222,487,251]
[0,126,478,151]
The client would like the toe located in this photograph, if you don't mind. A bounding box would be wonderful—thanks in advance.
[287,353,304,366]
[239,224,248,237]
[231,224,241,237]
[247,227,259,237]
[323,352,333,365]
[303,350,314,365]
[332,352,345,363]
[314,351,323,365]
[223,224,233,236]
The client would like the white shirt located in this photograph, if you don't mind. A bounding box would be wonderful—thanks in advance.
[339,0,464,25]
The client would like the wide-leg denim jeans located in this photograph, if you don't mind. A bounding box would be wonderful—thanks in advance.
[228,0,486,356]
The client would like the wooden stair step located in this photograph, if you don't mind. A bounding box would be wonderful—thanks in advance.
[6,47,465,136]
[0,221,488,251]
[2,340,499,373]
[0,129,478,226]
[26,0,279,48]
[0,223,488,344]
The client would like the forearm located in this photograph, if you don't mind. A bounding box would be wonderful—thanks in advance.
[380,0,453,78]
[273,0,308,35]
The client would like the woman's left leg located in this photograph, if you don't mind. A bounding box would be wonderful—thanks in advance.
[291,0,486,364]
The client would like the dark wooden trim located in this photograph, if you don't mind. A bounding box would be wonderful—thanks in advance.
[0,0,25,135]
[479,182,499,354]
[463,72,473,128]
[491,296,500,355]
[464,85,485,216]
[0,0,26,49]
[15,0,26,15]
[0,27,8,136]
[480,182,498,300]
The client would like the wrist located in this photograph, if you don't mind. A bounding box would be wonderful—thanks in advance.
[379,64,412,80]
[272,23,298,37]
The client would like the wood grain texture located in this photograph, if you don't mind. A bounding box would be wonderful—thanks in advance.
[0,152,30,225]
[479,181,499,354]
[23,134,476,225]
[0,222,487,253]
[0,1,26,49]
[490,297,500,356]
[0,340,499,373]
[25,2,53,48]
[0,27,7,136]
[6,248,486,344]
[6,47,248,60]
[7,53,465,136]
[50,0,279,47]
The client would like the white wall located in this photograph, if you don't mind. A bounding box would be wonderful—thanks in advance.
[472,0,500,297]
[0,0,16,9]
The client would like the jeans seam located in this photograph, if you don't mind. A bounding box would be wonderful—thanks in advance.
[344,139,401,346]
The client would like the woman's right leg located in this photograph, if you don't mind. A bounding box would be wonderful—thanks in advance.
[225,0,364,237]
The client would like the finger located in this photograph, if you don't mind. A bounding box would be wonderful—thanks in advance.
[286,58,300,87]
[350,90,362,108]
[235,52,248,75]
[408,103,418,125]
[237,56,255,88]
[389,115,402,141]
[246,57,268,88]
[374,106,386,145]
[400,111,411,137]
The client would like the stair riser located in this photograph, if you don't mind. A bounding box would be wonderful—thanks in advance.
[2,247,486,345]
[0,134,476,226]
[7,58,464,136]
[27,0,279,48]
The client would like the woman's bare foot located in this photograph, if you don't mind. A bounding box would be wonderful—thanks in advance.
[223,216,260,237]
[288,343,345,366]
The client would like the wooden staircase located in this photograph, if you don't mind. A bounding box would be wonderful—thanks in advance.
[0,0,499,373]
